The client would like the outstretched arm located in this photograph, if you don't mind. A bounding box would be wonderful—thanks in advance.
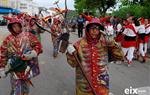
[107,40,124,61]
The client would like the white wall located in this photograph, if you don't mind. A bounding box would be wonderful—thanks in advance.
[18,0,39,15]
[0,0,12,8]
[0,0,39,16]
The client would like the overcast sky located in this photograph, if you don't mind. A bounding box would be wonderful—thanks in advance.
[33,0,75,10]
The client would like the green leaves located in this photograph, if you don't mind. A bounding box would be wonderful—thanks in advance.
[74,0,116,16]
[113,0,150,18]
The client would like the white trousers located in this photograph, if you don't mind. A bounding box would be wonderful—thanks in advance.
[122,47,135,62]
[139,43,147,57]
[144,43,148,54]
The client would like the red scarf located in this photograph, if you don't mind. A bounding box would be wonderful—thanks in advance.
[85,31,100,45]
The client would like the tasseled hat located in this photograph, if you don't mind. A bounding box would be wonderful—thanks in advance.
[86,18,104,32]
[85,18,104,45]
[3,16,22,35]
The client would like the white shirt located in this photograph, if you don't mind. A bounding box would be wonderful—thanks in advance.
[117,23,122,32]
[145,24,150,34]
[105,24,114,35]
[136,25,145,34]
[123,24,137,37]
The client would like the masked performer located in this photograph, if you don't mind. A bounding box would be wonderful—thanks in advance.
[66,18,123,95]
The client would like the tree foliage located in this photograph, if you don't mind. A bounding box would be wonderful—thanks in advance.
[74,0,86,13]
[121,0,144,5]
[112,0,150,18]
[74,0,116,16]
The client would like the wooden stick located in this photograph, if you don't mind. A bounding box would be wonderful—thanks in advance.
[72,52,97,95]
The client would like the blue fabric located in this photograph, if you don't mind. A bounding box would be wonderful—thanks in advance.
[77,17,85,23]
[12,9,20,14]
[0,8,20,14]
[0,8,12,13]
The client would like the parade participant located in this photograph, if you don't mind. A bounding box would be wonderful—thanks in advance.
[0,17,42,95]
[136,18,146,63]
[115,19,124,43]
[121,16,137,66]
[77,14,86,38]
[104,18,115,40]
[50,18,62,58]
[144,18,150,57]
[66,18,123,95]
[29,16,45,41]
[116,19,123,35]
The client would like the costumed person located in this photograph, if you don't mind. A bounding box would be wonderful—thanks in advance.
[50,18,62,58]
[29,16,45,42]
[115,18,123,43]
[104,18,115,40]
[144,18,150,58]
[136,18,146,63]
[66,18,123,95]
[121,16,137,67]
[0,17,42,95]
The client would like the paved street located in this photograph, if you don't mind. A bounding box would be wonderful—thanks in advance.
[0,26,150,95]
[0,26,10,45]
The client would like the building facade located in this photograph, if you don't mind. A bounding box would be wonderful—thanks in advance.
[0,0,39,15]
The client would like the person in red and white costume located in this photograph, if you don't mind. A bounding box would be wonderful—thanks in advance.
[136,18,146,63]
[104,19,115,40]
[116,20,123,34]
[115,19,124,43]
[0,17,42,95]
[121,16,137,66]
[144,18,150,56]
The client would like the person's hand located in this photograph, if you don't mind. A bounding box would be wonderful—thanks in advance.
[67,44,76,55]
[0,68,6,78]
[56,33,61,36]
[53,32,60,37]
[23,50,37,60]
